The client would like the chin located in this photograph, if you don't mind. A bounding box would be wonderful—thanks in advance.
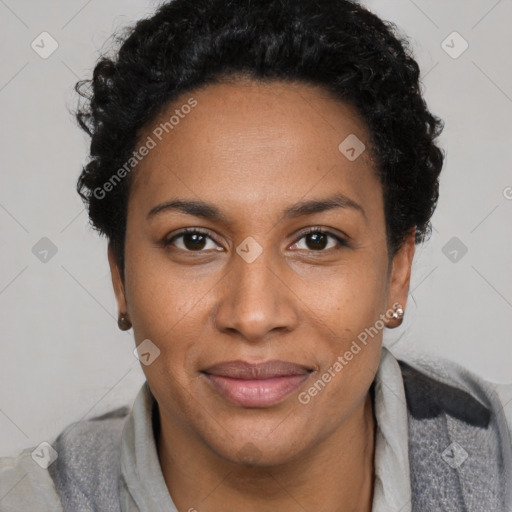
[200,419,314,468]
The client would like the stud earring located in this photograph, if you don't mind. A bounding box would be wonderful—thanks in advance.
[387,304,404,327]
[391,306,404,319]
[117,312,132,331]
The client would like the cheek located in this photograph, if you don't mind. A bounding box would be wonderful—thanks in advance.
[294,342,380,441]
[294,263,387,413]
[122,246,206,401]
[126,261,209,422]
[124,242,206,338]
[290,252,387,409]
[290,247,389,332]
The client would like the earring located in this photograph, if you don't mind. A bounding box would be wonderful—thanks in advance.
[118,312,132,331]
[391,306,404,319]
[389,305,404,327]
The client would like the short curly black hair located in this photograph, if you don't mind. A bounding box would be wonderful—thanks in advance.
[75,0,444,278]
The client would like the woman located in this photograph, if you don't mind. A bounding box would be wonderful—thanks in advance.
[1,0,511,511]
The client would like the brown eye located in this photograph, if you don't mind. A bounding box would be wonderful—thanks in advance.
[304,232,329,250]
[164,229,221,252]
[180,232,208,251]
[291,228,346,252]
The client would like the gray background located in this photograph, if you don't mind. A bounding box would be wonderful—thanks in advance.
[0,0,511,456]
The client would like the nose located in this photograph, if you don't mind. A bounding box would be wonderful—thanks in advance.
[212,246,299,343]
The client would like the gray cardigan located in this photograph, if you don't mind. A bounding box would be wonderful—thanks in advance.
[1,347,511,511]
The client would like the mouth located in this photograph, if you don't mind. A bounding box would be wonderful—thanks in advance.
[201,359,313,407]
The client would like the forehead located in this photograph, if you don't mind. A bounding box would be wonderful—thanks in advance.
[129,79,381,222]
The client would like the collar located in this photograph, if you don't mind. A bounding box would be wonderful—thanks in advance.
[371,346,412,512]
[120,380,177,512]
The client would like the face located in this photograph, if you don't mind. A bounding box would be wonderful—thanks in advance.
[109,79,414,466]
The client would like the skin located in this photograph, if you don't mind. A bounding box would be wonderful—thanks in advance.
[108,79,415,512]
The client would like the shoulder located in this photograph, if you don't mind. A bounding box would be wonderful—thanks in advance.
[394,349,512,432]
[397,350,511,418]
[0,406,131,512]
[0,445,62,512]
[392,349,512,509]
[492,380,512,444]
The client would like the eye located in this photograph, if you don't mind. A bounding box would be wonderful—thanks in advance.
[290,227,347,252]
[163,227,347,253]
[163,228,222,252]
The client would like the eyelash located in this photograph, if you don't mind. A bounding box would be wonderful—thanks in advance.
[162,226,348,253]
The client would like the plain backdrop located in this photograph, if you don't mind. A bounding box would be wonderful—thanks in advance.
[0,0,511,457]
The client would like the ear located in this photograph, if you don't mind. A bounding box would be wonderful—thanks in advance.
[108,242,128,316]
[386,227,416,327]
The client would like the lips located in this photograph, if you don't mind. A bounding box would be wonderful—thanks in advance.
[202,359,312,379]
[201,360,313,407]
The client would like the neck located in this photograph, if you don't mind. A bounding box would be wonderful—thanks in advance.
[157,391,376,512]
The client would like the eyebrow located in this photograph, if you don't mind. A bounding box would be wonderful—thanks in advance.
[146,193,366,222]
